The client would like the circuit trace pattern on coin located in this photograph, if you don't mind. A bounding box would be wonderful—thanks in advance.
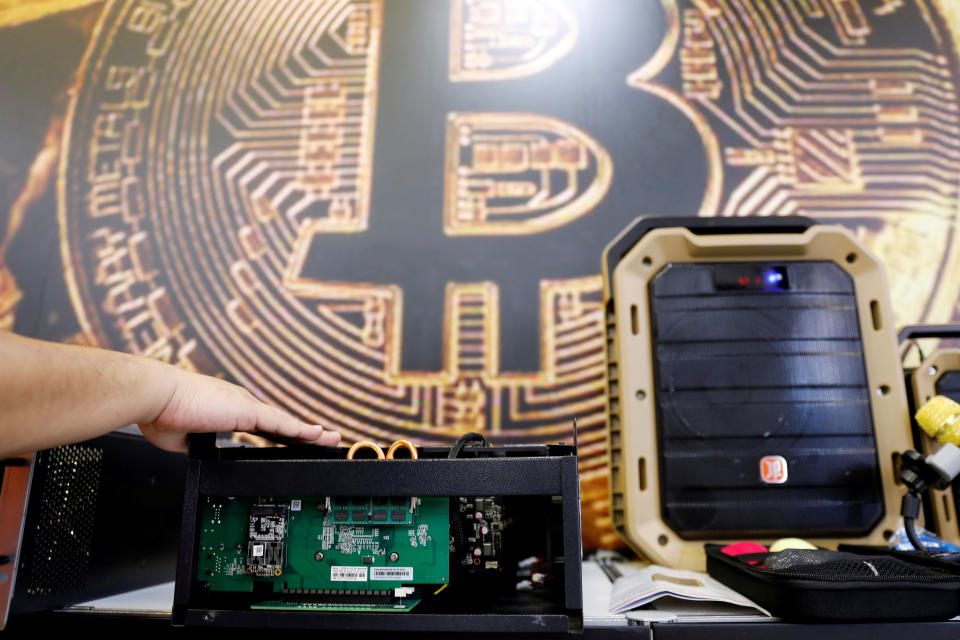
[60,0,960,548]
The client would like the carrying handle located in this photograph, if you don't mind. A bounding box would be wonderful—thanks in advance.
[603,215,816,289]
[898,324,960,344]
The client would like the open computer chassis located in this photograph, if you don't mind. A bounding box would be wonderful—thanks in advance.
[172,435,582,632]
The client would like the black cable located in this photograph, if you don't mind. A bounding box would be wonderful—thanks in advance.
[448,433,489,563]
[448,432,488,459]
[900,339,926,364]
[901,490,927,553]
[905,516,926,554]
[914,339,927,364]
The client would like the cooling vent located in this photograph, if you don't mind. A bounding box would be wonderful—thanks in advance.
[650,261,883,538]
[23,445,103,597]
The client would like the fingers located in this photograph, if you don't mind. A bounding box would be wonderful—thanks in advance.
[304,429,341,446]
[244,396,341,447]
[241,429,341,448]
[145,369,341,450]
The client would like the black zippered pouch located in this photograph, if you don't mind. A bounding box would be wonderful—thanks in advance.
[705,544,960,621]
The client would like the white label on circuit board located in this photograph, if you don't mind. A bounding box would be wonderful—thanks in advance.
[251,544,264,557]
[371,567,414,581]
[331,566,368,582]
[290,500,302,511]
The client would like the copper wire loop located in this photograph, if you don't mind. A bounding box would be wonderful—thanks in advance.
[346,441,385,460]
[386,439,418,460]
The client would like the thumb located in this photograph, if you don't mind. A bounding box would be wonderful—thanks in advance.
[139,423,189,453]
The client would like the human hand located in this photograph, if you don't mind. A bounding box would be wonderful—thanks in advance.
[138,368,340,453]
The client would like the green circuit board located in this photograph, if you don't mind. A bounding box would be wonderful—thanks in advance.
[198,496,449,594]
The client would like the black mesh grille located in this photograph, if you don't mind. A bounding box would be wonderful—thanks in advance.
[762,550,956,582]
[23,445,103,596]
[650,261,883,538]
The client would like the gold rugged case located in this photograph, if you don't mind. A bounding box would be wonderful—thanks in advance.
[602,221,914,569]
[911,349,960,545]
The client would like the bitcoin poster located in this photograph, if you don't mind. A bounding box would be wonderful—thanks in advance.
[2,0,960,549]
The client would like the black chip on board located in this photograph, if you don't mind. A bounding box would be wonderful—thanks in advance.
[373,510,388,521]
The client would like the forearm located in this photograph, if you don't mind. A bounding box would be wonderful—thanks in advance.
[0,331,175,457]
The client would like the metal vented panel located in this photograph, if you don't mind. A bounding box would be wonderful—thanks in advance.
[650,261,883,538]
[21,445,103,597]
[9,433,184,620]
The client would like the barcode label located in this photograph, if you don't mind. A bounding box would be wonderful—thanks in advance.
[290,500,302,511]
[331,566,368,582]
[371,567,413,581]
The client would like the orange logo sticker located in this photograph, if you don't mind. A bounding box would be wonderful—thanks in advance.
[760,456,788,484]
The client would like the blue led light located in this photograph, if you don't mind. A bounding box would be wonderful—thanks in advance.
[766,271,784,284]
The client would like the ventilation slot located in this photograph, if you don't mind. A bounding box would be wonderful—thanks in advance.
[870,300,882,331]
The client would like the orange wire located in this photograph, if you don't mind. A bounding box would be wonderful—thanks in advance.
[346,441,385,460]
[386,439,418,460]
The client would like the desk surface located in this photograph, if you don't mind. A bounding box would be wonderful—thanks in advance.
[10,561,958,638]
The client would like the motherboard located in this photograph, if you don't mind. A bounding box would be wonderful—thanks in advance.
[197,496,449,611]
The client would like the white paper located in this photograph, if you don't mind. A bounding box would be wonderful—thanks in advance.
[609,564,770,617]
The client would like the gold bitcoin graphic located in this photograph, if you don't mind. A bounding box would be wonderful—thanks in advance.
[444,112,612,235]
[638,0,960,328]
[58,0,960,551]
[448,0,578,82]
[59,0,611,450]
